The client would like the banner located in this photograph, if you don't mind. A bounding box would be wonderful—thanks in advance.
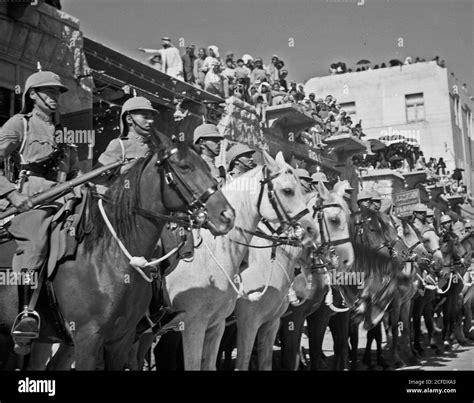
[393,189,420,217]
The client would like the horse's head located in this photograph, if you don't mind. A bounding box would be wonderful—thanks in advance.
[392,215,431,262]
[153,133,235,236]
[310,181,354,271]
[254,151,317,246]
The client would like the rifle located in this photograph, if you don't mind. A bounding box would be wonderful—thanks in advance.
[0,159,129,220]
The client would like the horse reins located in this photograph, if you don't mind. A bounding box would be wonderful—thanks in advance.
[232,165,311,256]
[134,147,219,229]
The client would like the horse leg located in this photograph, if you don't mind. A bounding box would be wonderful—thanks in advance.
[463,291,473,339]
[235,317,259,371]
[306,306,330,370]
[201,321,226,370]
[279,307,305,370]
[389,304,404,368]
[46,344,75,370]
[256,319,280,371]
[73,329,103,370]
[363,326,375,369]
[348,318,359,371]
[103,331,137,371]
[180,320,206,370]
[26,342,54,370]
[329,311,349,371]
[453,286,467,344]
[412,296,424,353]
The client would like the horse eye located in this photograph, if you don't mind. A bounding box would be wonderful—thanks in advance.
[330,216,339,224]
[282,188,295,196]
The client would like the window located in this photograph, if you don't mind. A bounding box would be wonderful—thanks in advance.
[405,93,425,122]
[339,101,356,117]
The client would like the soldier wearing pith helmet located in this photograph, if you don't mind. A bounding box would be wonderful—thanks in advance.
[193,123,225,184]
[412,203,428,227]
[295,168,312,194]
[98,96,159,176]
[0,70,81,354]
[226,143,256,179]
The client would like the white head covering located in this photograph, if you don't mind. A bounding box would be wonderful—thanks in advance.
[208,45,220,58]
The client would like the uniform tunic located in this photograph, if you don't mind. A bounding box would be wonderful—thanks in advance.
[0,108,80,273]
[98,132,153,175]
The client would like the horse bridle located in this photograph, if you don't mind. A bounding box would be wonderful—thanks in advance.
[135,147,219,229]
[234,165,310,249]
[310,198,351,265]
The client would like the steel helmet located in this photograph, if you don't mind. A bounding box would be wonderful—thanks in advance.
[357,190,372,203]
[294,168,311,182]
[440,214,452,224]
[413,203,428,214]
[226,144,255,169]
[370,190,382,202]
[193,123,223,144]
[311,172,328,184]
[465,221,472,229]
[120,96,158,135]
[426,208,434,217]
[21,71,68,113]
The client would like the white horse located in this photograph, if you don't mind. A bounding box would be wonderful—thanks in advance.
[164,151,318,370]
[233,181,355,370]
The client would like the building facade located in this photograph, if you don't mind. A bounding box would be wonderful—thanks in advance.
[305,61,474,192]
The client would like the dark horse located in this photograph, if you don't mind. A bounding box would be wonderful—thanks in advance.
[0,131,235,370]
[306,209,407,370]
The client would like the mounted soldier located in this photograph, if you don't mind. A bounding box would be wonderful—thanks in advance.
[368,190,382,213]
[412,203,428,229]
[0,71,81,354]
[294,168,313,194]
[310,171,329,191]
[226,143,256,180]
[438,214,453,236]
[425,208,435,229]
[97,96,158,176]
[193,123,225,186]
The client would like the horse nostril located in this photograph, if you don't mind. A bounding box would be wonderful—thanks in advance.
[343,259,349,265]
[221,209,233,223]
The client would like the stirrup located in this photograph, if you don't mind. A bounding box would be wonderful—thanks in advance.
[11,309,40,339]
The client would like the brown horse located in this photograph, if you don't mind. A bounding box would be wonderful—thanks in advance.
[0,132,235,370]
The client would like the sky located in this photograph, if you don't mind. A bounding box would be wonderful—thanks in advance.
[62,0,473,92]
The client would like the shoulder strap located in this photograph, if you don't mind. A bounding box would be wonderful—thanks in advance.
[19,114,31,164]
[118,138,126,161]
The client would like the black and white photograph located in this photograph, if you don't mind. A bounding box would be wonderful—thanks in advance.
[0,0,472,401]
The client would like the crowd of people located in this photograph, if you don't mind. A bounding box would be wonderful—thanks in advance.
[328,55,447,75]
[139,37,368,138]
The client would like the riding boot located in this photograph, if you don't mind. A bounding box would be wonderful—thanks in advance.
[11,273,40,355]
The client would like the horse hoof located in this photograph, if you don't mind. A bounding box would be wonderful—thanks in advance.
[377,357,390,370]
[350,362,358,371]
[443,341,451,351]
[394,360,406,369]
[13,342,31,356]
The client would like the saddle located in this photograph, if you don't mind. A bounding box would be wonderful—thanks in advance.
[47,186,93,278]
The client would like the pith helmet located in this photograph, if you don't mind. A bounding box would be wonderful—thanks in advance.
[226,144,255,169]
[465,221,472,229]
[21,71,68,113]
[311,172,328,184]
[357,190,372,203]
[193,123,223,144]
[370,191,382,202]
[440,214,452,224]
[120,96,158,135]
[426,208,434,217]
[294,168,311,181]
[413,203,428,213]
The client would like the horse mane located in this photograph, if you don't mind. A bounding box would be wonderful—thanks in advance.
[84,154,154,251]
[350,210,400,278]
